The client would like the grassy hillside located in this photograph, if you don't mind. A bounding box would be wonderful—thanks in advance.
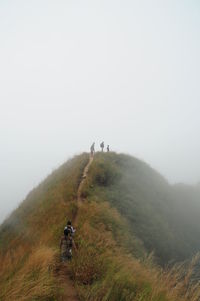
[0,153,89,300]
[82,152,200,264]
[1,152,200,301]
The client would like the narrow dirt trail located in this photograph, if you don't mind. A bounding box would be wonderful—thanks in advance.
[74,154,93,226]
[77,155,93,202]
[56,154,93,301]
[56,262,79,301]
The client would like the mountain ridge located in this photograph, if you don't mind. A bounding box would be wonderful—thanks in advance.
[1,152,200,300]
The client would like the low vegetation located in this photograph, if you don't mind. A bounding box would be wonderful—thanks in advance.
[0,153,89,301]
[1,152,200,300]
[83,152,200,264]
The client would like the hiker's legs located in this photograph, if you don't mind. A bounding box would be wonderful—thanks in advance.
[66,248,72,260]
[61,252,68,262]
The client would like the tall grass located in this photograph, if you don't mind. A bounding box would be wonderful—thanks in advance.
[1,152,200,301]
[83,152,200,265]
[0,153,89,301]
[69,200,200,301]
[0,246,57,301]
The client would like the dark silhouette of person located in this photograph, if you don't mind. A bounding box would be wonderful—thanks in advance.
[90,142,95,156]
[100,141,104,152]
[107,145,110,152]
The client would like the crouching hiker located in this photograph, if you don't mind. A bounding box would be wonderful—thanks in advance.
[60,225,77,262]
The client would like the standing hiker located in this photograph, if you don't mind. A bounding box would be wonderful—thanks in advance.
[90,142,95,157]
[100,141,104,152]
[107,145,110,152]
[60,225,77,262]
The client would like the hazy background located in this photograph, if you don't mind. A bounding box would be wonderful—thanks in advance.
[0,0,200,222]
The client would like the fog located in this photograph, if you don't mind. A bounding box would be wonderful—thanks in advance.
[0,0,200,223]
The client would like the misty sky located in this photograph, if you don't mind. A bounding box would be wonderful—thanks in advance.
[0,0,200,222]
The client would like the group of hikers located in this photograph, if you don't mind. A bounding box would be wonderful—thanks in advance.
[90,141,110,156]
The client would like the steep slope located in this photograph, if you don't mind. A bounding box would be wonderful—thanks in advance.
[1,152,200,301]
[82,152,200,264]
[0,153,89,301]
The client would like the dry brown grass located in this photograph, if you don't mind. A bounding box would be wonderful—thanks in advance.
[1,153,200,301]
[0,246,57,301]
[69,200,200,301]
[0,153,89,301]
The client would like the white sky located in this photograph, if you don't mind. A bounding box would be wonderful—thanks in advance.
[0,0,200,222]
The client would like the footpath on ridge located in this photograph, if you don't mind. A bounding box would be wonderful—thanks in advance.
[77,155,94,204]
[56,154,94,301]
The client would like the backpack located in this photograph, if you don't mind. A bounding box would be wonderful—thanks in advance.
[64,227,72,237]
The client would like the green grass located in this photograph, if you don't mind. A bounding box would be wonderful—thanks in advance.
[1,152,200,301]
[0,153,89,301]
[69,200,192,301]
[83,152,200,265]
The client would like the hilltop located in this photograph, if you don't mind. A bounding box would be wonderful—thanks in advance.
[83,152,200,264]
[1,152,200,301]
